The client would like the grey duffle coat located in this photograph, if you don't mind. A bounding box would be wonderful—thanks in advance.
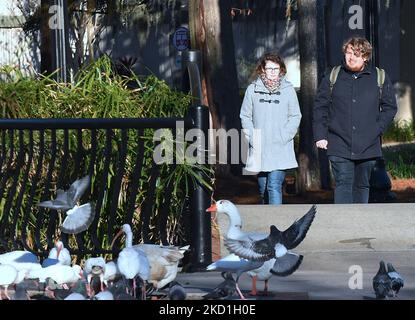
[240,77,302,173]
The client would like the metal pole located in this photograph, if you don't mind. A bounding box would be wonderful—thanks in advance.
[181,50,212,270]
[188,104,212,270]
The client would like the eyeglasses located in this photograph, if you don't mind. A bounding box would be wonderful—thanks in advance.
[265,67,280,72]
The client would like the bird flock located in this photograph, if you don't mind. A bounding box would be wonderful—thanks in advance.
[0,176,407,300]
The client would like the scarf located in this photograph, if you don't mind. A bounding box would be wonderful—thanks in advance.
[260,74,282,92]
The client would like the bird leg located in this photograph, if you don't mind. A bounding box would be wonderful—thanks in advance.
[235,283,246,300]
[87,274,93,297]
[100,274,105,292]
[132,278,136,299]
[257,280,270,296]
[249,276,258,296]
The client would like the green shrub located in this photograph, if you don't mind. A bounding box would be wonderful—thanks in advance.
[0,56,213,249]
[383,143,415,179]
[382,120,415,143]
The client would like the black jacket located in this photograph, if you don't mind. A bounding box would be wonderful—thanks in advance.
[313,63,397,160]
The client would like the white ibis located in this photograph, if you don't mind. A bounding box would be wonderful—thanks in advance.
[112,224,150,299]
[38,175,96,234]
[112,224,189,291]
[29,264,83,285]
[0,264,18,300]
[0,250,42,275]
[42,240,71,267]
[103,261,120,287]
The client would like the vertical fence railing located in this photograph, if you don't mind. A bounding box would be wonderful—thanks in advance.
[0,116,214,260]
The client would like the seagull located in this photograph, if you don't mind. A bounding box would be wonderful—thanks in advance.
[373,261,392,299]
[168,281,186,300]
[210,201,316,275]
[84,257,106,294]
[246,258,276,296]
[38,175,95,234]
[387,262,404,297]
[203,272,237,300]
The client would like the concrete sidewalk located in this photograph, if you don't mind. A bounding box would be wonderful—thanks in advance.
[176,250,415,300]
[176,203,415,300]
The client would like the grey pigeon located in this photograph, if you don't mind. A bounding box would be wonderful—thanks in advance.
[38,175,95,234]
[168,281,186,300]
[373,261,392,299]
[11,282,30,300]
[203,272,237,300]
[225,205,316,276]
[387,262,404,297]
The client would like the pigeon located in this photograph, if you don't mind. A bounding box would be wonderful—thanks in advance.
[373,261,392,299]
[222,204,316,276]
[11,282,30,300]
[387,262,404,297]
[168,281,186,300]
[38,175,95,234]
[203,272,237,300]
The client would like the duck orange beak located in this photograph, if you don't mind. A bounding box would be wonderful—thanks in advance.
[206,203,217,212]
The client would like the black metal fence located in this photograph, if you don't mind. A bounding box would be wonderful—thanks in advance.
[0,108,211,266]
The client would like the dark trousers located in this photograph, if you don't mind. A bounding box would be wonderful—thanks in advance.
[328,156,376,204]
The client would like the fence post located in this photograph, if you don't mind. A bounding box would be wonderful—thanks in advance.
[187,105,212,270]
[181,50,212,270]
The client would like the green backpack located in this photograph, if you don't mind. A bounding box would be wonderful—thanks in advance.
[329,65,385,98]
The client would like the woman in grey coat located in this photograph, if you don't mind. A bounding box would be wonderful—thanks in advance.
[240,53,301,204]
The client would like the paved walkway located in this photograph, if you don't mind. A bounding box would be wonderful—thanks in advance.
[175,250,415,300]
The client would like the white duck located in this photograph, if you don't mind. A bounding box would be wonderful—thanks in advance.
[112,224,150,299]
[112,224,189,291]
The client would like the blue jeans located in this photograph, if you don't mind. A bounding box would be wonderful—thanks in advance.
[328,156,376,204]
[257,170,286,205]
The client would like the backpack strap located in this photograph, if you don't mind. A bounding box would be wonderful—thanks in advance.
[376,67,385,98]
[329,65,341,94]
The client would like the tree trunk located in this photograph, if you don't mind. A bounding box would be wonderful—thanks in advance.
[297,0,321,192]
[40,0,53,75]
[188,1,241,176]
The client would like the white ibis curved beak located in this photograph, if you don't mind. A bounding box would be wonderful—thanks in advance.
[110,229,124,248]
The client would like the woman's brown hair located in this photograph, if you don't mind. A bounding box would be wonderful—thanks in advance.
[250,52,287,81]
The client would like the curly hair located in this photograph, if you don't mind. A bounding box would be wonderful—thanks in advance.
[250,52,287,81]
[342,37,372,62]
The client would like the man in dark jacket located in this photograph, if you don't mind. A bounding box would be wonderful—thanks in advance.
[313,37,397,204]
